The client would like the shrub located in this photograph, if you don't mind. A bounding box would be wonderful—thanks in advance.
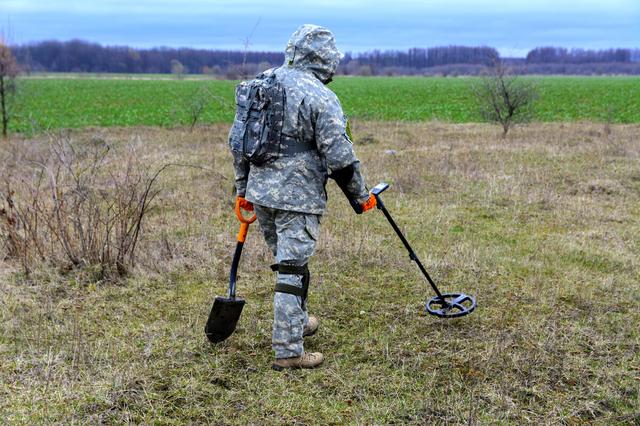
[0,135,167,278]
[0,40,19,138]
[472,61,538,137]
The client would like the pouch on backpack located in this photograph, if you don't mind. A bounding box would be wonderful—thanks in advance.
[229,71,286,166]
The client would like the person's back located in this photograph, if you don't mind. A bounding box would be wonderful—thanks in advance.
[238,25,369,215]
[230,24,377,370]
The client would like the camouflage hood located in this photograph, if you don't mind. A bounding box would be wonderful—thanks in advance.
[284,24,342,84]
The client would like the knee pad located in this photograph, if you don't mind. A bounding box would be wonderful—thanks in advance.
[271,263,310,306]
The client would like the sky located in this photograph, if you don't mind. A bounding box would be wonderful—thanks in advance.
[2,0,639,57]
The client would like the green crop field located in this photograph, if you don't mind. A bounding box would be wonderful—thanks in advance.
[9,75,640,133]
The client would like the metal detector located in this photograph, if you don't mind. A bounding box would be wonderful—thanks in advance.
[205,203,257,343]
[371,182,476,318]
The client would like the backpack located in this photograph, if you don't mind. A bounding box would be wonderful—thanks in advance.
[229,71,286,166]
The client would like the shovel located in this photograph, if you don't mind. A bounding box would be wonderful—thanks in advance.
[205,201,257,343]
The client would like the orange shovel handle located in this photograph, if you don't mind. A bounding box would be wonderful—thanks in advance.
[237,222,250,243]
[234,200,256,243]
[235,201,257,224]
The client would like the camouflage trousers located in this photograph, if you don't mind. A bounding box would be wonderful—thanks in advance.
[254,204,320,359]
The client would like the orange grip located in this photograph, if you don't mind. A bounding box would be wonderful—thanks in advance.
[361,194,377,212]
[235,198,257,224]
[237,222,250,243]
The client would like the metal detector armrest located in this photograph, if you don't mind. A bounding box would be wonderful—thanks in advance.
[371,182,389,197]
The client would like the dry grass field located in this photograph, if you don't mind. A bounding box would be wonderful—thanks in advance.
[1,121,639,424]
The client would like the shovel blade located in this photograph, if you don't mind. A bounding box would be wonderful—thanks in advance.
[205,296,245,343]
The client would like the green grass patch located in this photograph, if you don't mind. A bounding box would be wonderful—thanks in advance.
[9,75,640,133]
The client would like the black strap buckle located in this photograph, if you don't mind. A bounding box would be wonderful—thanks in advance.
[270,263,309,275]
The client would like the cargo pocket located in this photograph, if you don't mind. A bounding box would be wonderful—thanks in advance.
[304,215,320,241]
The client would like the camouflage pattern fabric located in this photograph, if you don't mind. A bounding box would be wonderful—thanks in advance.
[229,24,369,214]
[254,204,319,358]
[228,24,371,359]
[228,72,287,166]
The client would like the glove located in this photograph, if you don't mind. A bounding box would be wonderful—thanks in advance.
[236,195,254,212]
[360,194,377,213]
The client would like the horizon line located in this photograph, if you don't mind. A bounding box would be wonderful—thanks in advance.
[8,38,640,59]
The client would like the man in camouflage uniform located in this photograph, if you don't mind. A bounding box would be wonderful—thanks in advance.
[231,24,376,370]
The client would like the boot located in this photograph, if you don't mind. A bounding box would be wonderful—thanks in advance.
[303,315,319,337]
[272,352,324,371]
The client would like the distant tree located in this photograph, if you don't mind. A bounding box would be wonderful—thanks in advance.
[358,65,372,76]
[257,61,272,73]
[170,59,185,78]
[0,40,19,138]
[472,61,538,137]
[343,59,361,75]
[203,65,222,77]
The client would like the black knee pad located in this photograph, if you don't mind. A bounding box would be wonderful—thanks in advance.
[272,263,310,307]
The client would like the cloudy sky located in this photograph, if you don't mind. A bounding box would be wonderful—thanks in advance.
[2,0,638,57]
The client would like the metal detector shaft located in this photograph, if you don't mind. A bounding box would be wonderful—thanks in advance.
[371,185,448,304]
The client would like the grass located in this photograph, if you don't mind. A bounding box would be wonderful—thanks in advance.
[1,121,638,423]
[332,76,640,122]
[9,76,640,133]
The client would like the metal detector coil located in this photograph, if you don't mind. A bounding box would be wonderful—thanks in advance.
[426,293,476,318]
[371,182,476,319]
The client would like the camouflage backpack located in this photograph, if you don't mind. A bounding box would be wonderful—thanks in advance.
[229,71,286,166]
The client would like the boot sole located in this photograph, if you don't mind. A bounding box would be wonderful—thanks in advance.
[271,361,323,371]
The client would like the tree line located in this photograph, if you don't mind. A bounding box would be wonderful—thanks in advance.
[526,47,635,64]
[344,46,499,69]
[11,40,284,77]
[9,40,640,77]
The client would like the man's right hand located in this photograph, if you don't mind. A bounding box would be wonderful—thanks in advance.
[360,194,377,213]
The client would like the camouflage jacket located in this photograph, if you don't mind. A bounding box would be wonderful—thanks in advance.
[229,24,369,215]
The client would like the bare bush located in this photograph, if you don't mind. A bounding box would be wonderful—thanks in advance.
[170,59,186,78]
[168,85,226,131]
[0,39,19,138]
[186,86,225,131]
[472,61,538,137]
[0,135,167,278]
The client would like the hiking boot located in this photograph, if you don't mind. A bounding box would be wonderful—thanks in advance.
[272,352,324,371]
[303,315,319,337]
